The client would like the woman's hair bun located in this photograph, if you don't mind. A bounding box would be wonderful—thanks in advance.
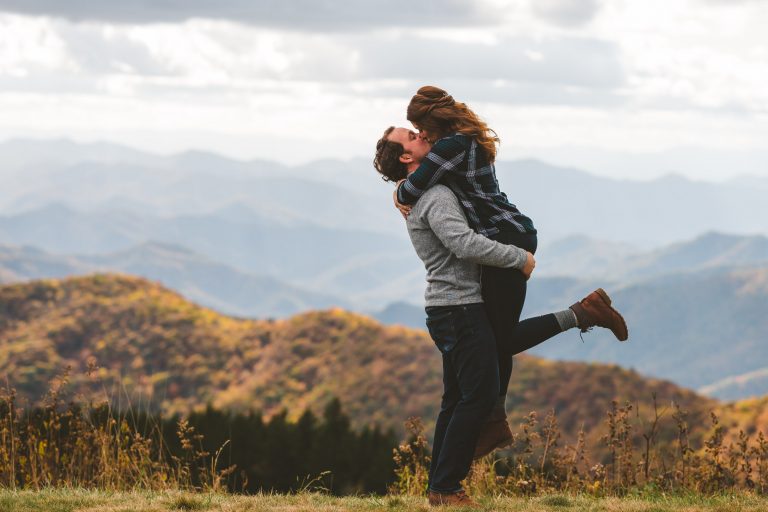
[413,85,455,116]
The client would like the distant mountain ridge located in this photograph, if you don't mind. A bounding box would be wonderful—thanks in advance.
[3,138,767,405]
[0,241,348,318]
[700,368,768,401]
[4,231,767,400]
[536,231,768,281]
[2,138,768,247]
[373,260,768,401]
[0,203,422,308]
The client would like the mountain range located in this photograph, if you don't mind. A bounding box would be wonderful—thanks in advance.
[536,231,768,281]
[3,139,768,248]
[0,241,347,318]
[3,273,758,458]
[2,225,766,401]
[0,203,422,307]
[2,138,767,403]
[373,260,768,402]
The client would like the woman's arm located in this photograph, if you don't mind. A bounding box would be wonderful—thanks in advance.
[422,186,530,272]
[396,135,466,206]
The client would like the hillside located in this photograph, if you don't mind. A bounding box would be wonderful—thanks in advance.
[0,274,439,428]
[3,273,758,458]
[375,264,768,400]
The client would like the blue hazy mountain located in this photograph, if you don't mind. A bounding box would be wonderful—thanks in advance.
[3,139,767,401]
[0,241,348,318]
[371,262,768,402]
[2,139,768,247]
[535,232,768,280]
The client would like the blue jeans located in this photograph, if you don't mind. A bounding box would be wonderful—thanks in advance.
[425,303,499,493]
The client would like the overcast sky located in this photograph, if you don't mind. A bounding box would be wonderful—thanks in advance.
[0,0,766,180]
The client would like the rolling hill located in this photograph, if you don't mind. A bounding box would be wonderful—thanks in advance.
[2,273,763,457]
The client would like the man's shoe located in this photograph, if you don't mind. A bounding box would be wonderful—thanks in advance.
[570,288,629,341]
[428,489,480,508]
[473,418,513,459]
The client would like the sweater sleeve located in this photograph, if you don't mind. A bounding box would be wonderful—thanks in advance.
[396,136,466,206]
[419,187,527,269]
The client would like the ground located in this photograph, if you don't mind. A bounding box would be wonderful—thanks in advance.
[2,489,768,512]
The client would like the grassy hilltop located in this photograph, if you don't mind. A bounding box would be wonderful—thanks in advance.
[3,489,768,512]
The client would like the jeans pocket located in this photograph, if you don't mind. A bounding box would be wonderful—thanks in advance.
[426,307,476,354]
[426,309,458,354]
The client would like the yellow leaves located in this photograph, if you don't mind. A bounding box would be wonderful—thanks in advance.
[150,372,170,384]
[6,271,750,465]
[184,353,206,367]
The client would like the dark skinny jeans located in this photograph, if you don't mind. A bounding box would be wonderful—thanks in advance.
[483,230,563,399]
[425,303,499,494]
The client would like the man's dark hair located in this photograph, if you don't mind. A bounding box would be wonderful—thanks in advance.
[373,126,408,182]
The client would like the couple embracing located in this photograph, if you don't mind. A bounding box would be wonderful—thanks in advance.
[373,86,629,508]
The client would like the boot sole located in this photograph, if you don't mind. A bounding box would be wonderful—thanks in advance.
[472,434,514,460]
[594,288,629,342]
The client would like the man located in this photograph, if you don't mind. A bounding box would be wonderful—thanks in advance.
[374,126,534,507]
[373,126,628,507]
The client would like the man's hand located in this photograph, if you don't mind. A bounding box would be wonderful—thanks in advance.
[521,251,536,280]
[393,180,412,219]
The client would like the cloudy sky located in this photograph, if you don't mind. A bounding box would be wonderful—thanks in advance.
[0,0,766,180]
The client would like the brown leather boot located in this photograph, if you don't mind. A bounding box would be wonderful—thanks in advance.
[570,288,629,341]
[473,405,513,459]
[428,489,480,508]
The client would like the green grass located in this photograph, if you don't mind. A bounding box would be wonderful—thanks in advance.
[1,489,767,512]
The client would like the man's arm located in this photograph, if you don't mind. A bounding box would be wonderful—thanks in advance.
[396,136,465,206]
[419,186,528,270]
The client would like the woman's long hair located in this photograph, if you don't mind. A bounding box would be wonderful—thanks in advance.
[406,85,500,162]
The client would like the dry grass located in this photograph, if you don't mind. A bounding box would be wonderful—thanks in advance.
[4,368,768,502]
[0,369,229,492]
[2,489,768,512]
[392,396,768,497]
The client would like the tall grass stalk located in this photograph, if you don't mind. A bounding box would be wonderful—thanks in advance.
[0,367,225,491]
[393,396,768,497]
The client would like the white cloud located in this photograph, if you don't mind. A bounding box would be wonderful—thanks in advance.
[0,15,75,74]
[531,0,603,27]
[354,35,625,89]
[0,0,497,30]
[594,0,768,114]
[0,1,766,179]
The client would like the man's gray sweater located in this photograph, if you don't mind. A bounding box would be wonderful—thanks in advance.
[406,184,528,307]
